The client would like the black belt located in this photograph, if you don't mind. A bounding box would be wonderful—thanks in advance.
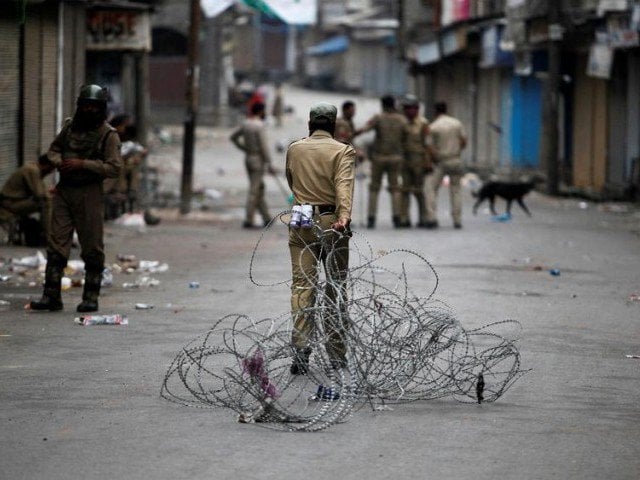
[314,204,335,214]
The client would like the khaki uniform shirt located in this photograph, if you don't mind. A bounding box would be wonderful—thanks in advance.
[230,117,272,171]
[285,130,356,222]
[362,111,407,160]
[428,114,467,161]
[48,119,122,185]
[1,162,47,201]
[403,116,429,154]
[335,117,355,144]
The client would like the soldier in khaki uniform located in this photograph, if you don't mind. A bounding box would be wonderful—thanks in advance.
[334,100,356,144]
[354,95,407,229]
[399,95,431,228]
[285,103,356,374]
[230,102,275,228]
[425,102,467,229]
[30,85,122,312]
[0,155,55,242]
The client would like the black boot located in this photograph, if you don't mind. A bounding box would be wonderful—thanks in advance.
[392,215,401,228]
[77,268,102,313]
[367,216,376,229]
[290,347,311,375]
[30,253,65,311]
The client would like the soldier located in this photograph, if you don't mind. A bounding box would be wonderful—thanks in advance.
[230,102,275,228]
[30,84,122,312]
[399,95,431,228]
[425,102,467,229]
[285,103,356,374]
[334,100,356,144]
[0,154,55,244]
[353,95,407,229]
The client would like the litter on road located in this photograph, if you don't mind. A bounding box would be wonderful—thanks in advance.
[75,314,129,326]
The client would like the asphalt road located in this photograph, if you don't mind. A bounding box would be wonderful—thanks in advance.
[1,87,639,479]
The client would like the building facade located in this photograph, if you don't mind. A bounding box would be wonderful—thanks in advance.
[402,0,640,198]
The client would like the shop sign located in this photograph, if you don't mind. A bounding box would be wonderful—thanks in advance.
[441,26,468,57]
[87,9,151,51]
[414,41,441,65]
[441,0,470,27]
[587,43,614,79]
[597,0,629,16]
[607,13,640,47]
[480,25,513,68]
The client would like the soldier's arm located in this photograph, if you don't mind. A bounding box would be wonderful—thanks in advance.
[230,128,247,152]
[258,127,274,169]
[47,120,71,167]
[285,150,293,190]
[353,115,377,137]
[333,145,356,224]
[459,124,468,150]
[24,167,48,201]
[82,131,122,179]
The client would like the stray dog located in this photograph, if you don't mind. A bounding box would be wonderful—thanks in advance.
[472,178,544,217]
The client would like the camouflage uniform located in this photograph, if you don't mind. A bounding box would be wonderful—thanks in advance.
[400,115,430,226]
[360,111,407,227]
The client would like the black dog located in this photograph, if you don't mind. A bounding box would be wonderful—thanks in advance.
[472,181,539,216]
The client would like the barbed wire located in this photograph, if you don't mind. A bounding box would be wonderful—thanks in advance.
[161,211,529,431]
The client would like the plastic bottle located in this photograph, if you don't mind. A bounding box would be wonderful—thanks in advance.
[289,205,302,228]
[75,314,128,326]
[300,204,313,229]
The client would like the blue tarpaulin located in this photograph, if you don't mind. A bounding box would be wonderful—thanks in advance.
[306,35,349,56]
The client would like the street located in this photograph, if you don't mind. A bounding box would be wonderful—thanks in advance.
[1,87,640,480]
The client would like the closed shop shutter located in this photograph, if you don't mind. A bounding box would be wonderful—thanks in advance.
[0,17,20,185]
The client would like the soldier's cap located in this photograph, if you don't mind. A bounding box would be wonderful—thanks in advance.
[309,103,337,123]
[402,94,420,107]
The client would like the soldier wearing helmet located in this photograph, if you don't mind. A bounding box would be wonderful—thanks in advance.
[30,84,122,313]
[399,94,431,228]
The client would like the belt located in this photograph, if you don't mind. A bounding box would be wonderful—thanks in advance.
[313,204,335,214]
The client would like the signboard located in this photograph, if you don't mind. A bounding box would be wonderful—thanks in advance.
[441,0,470,27]
[587,43,613,79]
[414,41,440,65]
[607,13,640,47]
[86,10,151,51]
[441,25,468,56]
[480,25,513,68]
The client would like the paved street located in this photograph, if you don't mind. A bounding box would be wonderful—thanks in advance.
[1,87,640,480]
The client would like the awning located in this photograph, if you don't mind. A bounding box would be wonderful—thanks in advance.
[201,0,234,18]
[241,0,317,25]
[306,35,349,56]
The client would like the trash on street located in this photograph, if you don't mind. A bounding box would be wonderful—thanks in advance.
[75,314,128,326]
[135,303,153,309]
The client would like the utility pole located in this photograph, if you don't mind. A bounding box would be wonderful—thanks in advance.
[540,0,561,195]
[180,0,201,214]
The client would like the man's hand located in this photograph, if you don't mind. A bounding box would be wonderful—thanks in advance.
[331,217,351,232]
[59,158,84,173]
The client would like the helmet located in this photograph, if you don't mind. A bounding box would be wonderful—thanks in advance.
[77,84,108,103]
[401,94,420,108]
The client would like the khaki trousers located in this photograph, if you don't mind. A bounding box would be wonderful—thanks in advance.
[48,183,105,270]
[289,213,350,361]
[1,197,51,236]
[425,157,464,224]
[245,167,270,224]
[400,152,428,224]
[368,157,402,219]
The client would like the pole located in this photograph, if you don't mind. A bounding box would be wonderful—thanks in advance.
[540,1,561,195]
[180,0,201,215]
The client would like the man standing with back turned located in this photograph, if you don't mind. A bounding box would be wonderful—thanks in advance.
[425,102,467,229]
[30,85,122,313]
[230,102,275,228]
[286,103,356,374]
